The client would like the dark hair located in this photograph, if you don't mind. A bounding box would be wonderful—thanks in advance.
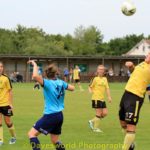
[44,64,58,79]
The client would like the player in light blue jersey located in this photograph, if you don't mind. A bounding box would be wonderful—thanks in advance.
[27,60,74,150]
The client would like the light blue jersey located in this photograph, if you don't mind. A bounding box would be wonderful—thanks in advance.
[43,78,68,114]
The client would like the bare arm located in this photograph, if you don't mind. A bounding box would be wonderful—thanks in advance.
[88,86,93,93]
[28,60,43,85]
[106,88,112,103]
[8,89,13,108]
[67,84,75,91]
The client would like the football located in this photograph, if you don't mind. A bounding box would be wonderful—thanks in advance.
[121,0,136,16]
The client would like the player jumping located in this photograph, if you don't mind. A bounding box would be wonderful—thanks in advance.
[119,53,150,150]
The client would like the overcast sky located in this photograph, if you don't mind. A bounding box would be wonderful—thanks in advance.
[0,0,149,41]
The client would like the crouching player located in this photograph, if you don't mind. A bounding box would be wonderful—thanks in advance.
[27,60,74,150]
[88,65,112,132]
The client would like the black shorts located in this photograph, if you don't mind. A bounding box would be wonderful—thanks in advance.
[33,112,63,135]
[0,106,13,116]
[146,86,150,91]
[119,91,143,125]
[74,79,80,83]
[92,100,106,109]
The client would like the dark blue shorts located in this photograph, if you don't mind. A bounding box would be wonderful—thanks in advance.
[146,86,150,91]
[33,112,63,135]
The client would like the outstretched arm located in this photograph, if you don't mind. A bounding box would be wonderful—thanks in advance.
[67,84,75,91]
[28,60,43,85]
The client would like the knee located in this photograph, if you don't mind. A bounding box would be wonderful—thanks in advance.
[126,124,136,132]
[121,125,127,129]
[6,123,13,128]
[102,112,108,118]
[51,138,57,144]
[28,130,34,138]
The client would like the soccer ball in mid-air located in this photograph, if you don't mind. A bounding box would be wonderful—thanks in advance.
[121,0,136,16]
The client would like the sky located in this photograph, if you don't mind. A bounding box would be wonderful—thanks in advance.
[0,0,149,41]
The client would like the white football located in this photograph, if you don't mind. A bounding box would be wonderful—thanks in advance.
[121,0,136,16]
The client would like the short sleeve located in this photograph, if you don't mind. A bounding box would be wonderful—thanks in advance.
[43,79,49,89]
[62,81,68,90]
[6,77,12,90]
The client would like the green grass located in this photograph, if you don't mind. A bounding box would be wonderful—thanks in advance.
[1,83,150,150]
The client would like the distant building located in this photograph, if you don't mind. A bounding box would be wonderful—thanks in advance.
[0,55,144,82]
[124,39,150,56]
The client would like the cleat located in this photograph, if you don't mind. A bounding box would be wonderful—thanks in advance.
[129,143,135,150]
[0,141,3,146]
[9,137,16,144]
[88,120,94,130]
[93,128,103,133]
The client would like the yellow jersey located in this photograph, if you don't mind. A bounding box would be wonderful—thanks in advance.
[125,61,150,98]
[89,76,109,101]
[73,69,80,80]
[0,74,12,106]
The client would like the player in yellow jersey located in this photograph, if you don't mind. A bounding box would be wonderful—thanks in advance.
[88,65,112,132]
[73,65,84,91]
[0,62,16,146]
[119,53,150,150]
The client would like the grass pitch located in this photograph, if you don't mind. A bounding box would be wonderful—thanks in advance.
[1,83,150,150]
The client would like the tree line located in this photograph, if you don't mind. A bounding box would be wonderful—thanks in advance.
[0,24,148,56]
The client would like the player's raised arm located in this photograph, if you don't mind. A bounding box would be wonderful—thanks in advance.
[27,60,43,85]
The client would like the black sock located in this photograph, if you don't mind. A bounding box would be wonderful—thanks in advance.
[30,137,41,150]
[55,141,65,150]
[149,95,150,101]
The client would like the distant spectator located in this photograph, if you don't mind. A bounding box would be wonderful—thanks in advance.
[108,68,114,77]
[69,67,73,83]
[16,72,23,82]
[63,67,69,82]
[119,68,124,76]
[9,72,17,83]
[33,67,42,90]
[127,70,131,78]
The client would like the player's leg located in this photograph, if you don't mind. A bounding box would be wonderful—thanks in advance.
[89,100,103,131]
[120,120,127,134]
[4,116,16,144]
[101,102,108,118]
[122,124,136,150]
[102,108,108,118]
[121,92,143,150]
[28,128,41,150]
[0,113,3,145]
[50,112,65,150]
[50,134,65,150]
[77,82,84,91]
[3,106,16,144]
